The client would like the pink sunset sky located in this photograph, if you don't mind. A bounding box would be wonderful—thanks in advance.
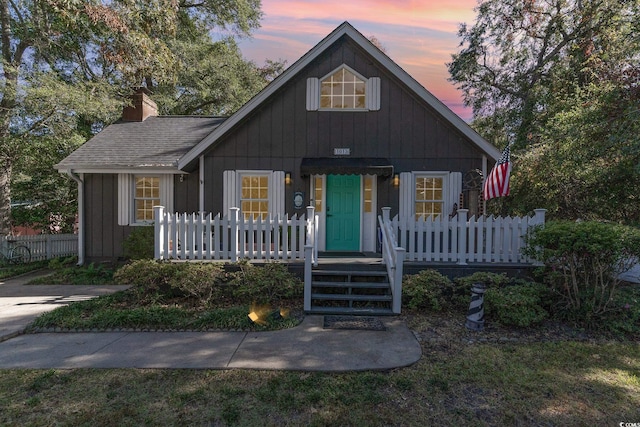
[237,0,480,121]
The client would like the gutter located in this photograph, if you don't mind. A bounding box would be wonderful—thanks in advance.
[66,170,85,266]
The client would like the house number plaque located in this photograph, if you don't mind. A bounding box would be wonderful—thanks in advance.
[333,148,351,156]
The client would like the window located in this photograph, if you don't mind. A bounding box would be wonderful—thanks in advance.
[363,176,373,213]
[240,174,269,220]
[415,176,444,220]
[321,67,366,109]
[314,175,323,212]
[118,174,174,226]
[134,176,160,222]
[306,65,380,111]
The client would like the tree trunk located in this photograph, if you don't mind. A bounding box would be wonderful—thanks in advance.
[0,158,11,235]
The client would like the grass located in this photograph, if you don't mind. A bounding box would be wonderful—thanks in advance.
[27,289,301,331]
[0,260,49,280]
[0,340,638,425]
[28,261,116,285]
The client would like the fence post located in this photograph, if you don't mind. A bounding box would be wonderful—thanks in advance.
[304,245,313,311]
[382,207,391,223]
[392,246,405,314]
[457,209,469,265]
[230,207,239,262]
[154,206,165,260]
[534,209,547,226]
[306,206,316,266]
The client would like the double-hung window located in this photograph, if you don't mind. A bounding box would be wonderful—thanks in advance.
[118,174,174,226]
[415,176,444,220]
[223,170,285,220]
[240,174,270,220]
[134,176,160,222]
[399,172,462,221]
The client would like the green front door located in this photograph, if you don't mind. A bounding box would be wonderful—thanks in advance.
[326,174,361,251]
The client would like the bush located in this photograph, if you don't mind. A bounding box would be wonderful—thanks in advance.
[115,260,302,307]
[484,283,549,327]
[452,272,512,310]
[114,260,183,303]
[123,226,155,260]
[402,269,454,311]
[171,262,231,305]
[524,221,640,318]
[229,261,302,306]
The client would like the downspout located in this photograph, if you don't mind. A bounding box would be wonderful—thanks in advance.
[66,170,85,266]
[199,155,205,213]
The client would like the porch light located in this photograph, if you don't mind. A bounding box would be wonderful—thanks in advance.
[393,173,400,187]
[285,172,292,185]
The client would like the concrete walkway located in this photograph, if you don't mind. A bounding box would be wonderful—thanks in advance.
[0,272,422,371]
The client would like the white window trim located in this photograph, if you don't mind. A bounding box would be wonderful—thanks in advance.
[118,173,174,226]
[223,170,285,218]
[399,171,452,220]
[306,64,381,112]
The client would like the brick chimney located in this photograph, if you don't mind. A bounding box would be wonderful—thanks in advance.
[122,88,158,122]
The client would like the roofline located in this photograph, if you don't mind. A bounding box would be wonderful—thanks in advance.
[178,21,500,170]
[55,166,185,174]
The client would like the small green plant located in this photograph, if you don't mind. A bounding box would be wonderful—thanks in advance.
[402,269,453,311]
[524,221,640,319]
[484,283,549,327]
[123,226,155,260]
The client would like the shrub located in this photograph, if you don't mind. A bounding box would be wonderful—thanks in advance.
[402,269,453,311]
[123,226,155,260]
[484,283,549,327]
[170,262,231,305]
[114,260,182,303]
[523,221,640,318]
[229,261,302,305]
[452,272,512,310]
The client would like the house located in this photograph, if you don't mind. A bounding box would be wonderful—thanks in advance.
[56,21,501,265]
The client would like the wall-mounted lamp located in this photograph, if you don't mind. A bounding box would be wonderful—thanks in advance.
[392,173,400,187]
[285,172,292,185]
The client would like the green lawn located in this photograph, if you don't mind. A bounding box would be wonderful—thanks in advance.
[0,338,638,426]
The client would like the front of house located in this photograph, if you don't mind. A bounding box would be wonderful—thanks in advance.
[56,22,501,264]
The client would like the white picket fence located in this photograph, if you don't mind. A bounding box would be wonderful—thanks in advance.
[389,209,546,264]
[154,206,318,261]
[2,234,78,262]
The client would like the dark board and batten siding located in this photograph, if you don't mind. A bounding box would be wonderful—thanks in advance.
[203,36,487,215]
[84,174,131,261]
[84,173,199,261]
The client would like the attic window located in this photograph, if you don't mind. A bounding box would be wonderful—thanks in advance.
[306,65,380,111]
[321,67,366,109]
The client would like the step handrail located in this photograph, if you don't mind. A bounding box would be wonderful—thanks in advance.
[379,207,405,314]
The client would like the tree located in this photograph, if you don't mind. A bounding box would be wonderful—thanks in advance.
[448,0,640,222]
[1,0,271,234]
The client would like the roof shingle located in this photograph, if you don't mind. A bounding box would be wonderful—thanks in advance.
[56,116,226,171]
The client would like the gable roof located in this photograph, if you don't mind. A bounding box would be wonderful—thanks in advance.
[177,21,501,170]
[56,116,226,173]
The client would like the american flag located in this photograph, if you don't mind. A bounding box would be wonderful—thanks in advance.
[483,146,511,200]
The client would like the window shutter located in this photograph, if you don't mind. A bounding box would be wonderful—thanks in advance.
[271,171,285,216]
[366,77,381,111]
[223,170,238,213]
[160,175,174,213]
[306,78,319,111]
[117,174,131,226]
[449,172,462,214]
[398,172,413,219]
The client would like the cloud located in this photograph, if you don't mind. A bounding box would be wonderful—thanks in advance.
[239,0,477,118]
